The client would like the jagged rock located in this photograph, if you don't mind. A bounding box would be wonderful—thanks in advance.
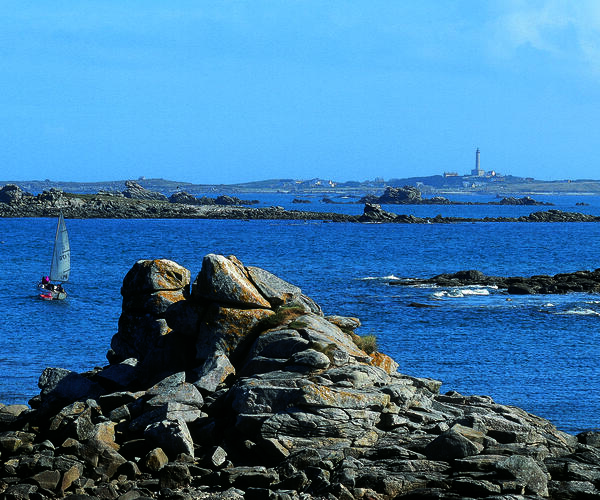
[159,462,191,489]
[0,430,35,454]
[496,455,549,496]
[579,430,600,447]
[95,358,139,389]
[144,447,168,472]
[198,445,228,469]
[122,180,168,201]
[0,184,28,204]
[195,304,274,362]
[47,401,98,442]
[359,203,398,222]
[378,185,423,204]
[37,368,103,414]
[144,419,195,460]
[192,254,271,308]
[145,373,202,407]
[59,464,81,492]
[191,353,236,393]
[499,195,551,205]
[82,438,127,479]
[0,404,29,428]
[168,191,199,205]
[121,259,191,296]
[245,266,303,308]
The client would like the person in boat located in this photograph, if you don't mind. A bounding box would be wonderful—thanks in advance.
[39,276,51,290]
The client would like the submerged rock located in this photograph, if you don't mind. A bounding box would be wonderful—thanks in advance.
[0,254,598,498]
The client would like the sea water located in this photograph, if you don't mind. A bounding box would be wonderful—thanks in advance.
[1,196,599,434]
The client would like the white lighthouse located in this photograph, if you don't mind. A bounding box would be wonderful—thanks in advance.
[471,147,483,176]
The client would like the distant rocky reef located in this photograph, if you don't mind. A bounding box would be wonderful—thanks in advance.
[0,183,597,224]
[1,254,599,499]
[360,186,553,206]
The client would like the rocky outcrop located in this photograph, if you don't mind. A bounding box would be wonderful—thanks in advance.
[377,186,425,204]
[391,268,600,295]
[0,185,595,225]
[0,184,32,204]
[168,191,199,205]
[497,195,552,206]
[360,187,552,207]
[358,204,600,224]
[122,181,168,201]
[0,184,354,220]
[1,255,599,499]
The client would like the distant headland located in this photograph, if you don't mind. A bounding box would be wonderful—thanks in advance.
[3,172,600,197]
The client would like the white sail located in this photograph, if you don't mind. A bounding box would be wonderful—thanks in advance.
[49,212,70,282]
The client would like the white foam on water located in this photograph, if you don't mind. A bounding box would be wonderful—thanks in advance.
[556,308,600,316]
[359,275,401,281]
[430,285,494,299]
[431,289,464,298]
[461,288,490,296]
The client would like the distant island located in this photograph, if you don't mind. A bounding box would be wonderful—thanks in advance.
[3,173,600,197]
[0,182,597,223]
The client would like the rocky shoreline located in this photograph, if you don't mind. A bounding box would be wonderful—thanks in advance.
[390,269,600,295]
[1,255,599,499]
[1,184,598,224]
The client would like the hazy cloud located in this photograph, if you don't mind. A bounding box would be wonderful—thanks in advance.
[492,0,600,74]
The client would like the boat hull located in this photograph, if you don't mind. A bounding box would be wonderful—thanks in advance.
[40,290,67,300]
[38,284,67,300]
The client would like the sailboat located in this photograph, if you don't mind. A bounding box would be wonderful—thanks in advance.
[39,211,70,300]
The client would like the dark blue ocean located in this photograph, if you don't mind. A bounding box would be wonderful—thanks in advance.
[1,193,599,434]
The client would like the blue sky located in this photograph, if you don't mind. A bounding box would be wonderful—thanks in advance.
[2,1,600,184]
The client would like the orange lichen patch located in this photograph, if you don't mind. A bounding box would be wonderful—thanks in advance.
[91,421,119,451]
[226,255,249,277]
[369,352,399,374]
[196,306,275,360]
[300,383,389,410]
[218,308,274,352]
[148,259,191,290]
[155,289,186,305]
[197,255,271,308]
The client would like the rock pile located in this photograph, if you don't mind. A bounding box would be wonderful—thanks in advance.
[1,254,600,499]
